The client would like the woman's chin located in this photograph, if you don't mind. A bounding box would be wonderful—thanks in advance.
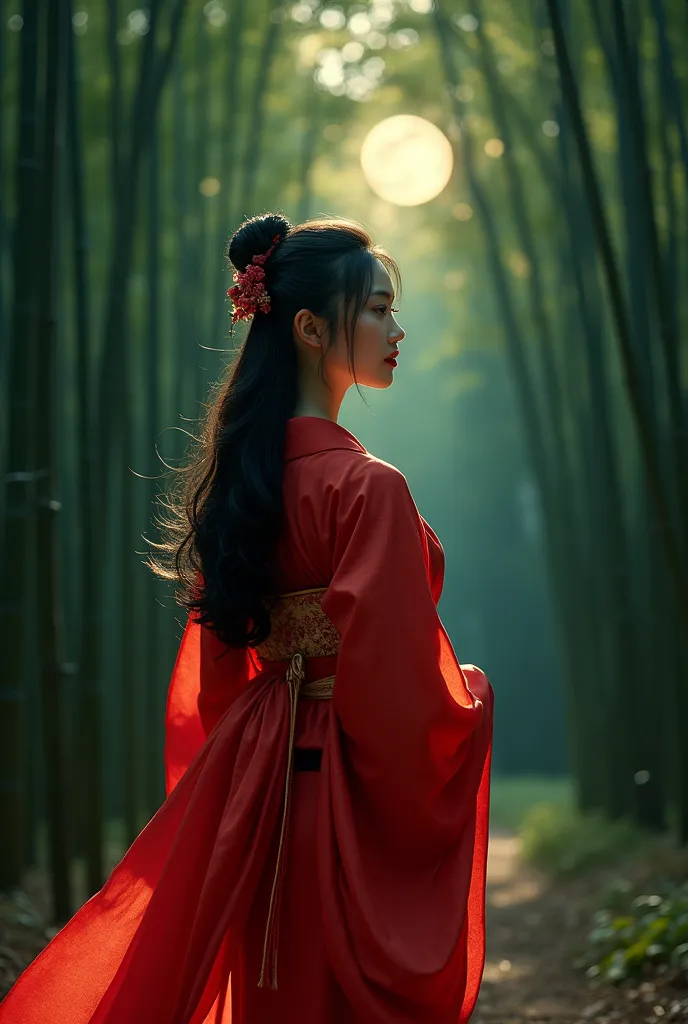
[360,368,396,390]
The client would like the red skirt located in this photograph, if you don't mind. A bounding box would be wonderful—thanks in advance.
[0,639,492,1023]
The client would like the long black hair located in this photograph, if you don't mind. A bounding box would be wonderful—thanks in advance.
[147,212,401,648]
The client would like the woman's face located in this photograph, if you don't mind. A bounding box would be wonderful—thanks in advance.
[327,258,405,391]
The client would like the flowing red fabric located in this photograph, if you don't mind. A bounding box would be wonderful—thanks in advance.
[0,417,493,1023]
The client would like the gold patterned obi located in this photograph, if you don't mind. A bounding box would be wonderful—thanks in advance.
[253,587,338,991]
[254,585,340,663]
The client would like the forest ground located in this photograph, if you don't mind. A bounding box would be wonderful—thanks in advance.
[476,831,688,1023]
[1,828,687,1018]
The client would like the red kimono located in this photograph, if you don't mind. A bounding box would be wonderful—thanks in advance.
[0,416,493,1023]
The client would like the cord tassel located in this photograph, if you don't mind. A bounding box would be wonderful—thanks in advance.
[257,652,304,989]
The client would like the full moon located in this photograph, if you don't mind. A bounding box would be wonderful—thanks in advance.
[360,115,454,206]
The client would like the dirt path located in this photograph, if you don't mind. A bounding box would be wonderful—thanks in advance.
[476,831,687,1023]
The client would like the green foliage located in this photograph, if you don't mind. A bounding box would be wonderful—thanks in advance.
[580,880,688,984]
[519,802,641,875]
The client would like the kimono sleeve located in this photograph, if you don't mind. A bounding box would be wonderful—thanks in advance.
[321,460,491,851]
[318,460,493,1022]
[164,613,258,797]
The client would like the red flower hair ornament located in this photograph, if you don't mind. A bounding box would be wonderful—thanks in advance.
[227,233,282,325]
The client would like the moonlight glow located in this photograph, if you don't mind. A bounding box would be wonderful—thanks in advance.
[360,115,454,206]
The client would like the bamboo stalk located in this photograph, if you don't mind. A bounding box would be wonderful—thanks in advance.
[0,0,41,889]
[36,0,72,921]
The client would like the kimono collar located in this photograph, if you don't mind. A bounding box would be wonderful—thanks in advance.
[284,416,367,462]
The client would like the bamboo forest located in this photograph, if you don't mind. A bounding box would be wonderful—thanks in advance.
[1,0,687,1018]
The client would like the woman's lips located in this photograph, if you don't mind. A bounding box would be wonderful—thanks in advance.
[384,357,398,367]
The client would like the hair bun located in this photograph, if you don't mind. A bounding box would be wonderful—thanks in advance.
[227,212,291,274]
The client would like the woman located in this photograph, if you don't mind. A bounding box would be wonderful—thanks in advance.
[0,213,493,1023]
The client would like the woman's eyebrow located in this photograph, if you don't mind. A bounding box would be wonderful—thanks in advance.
[369,289,394,300]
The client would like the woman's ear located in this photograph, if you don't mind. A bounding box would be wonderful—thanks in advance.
[292,309,327,351]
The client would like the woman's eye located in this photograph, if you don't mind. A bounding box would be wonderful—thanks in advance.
[375,306,400,315]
